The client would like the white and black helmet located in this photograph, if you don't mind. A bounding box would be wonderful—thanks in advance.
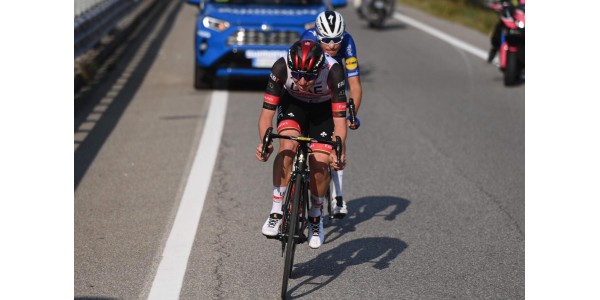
[315,10,345,39]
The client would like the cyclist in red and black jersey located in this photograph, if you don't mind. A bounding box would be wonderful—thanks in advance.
[255,40,347,249]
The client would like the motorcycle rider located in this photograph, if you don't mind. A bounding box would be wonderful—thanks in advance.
[300,10,362,219]
[353,0,394,27]
[487,0,523,63]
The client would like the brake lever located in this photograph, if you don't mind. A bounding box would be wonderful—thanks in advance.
[260,127,273,160]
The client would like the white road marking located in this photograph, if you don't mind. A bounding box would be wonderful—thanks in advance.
[147,91,228,300]
[393,12,488,60]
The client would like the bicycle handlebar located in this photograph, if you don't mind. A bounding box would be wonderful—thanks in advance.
[348,98,357,127]
[260,127,273,161]
[260,127,343,166]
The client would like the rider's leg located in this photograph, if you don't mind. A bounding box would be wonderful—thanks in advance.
[332,169,348,218]
[262,127,299,236]
[306,151,330,248]
[331,169,343,199]
[270,129,299,213]
[488,21,502,63]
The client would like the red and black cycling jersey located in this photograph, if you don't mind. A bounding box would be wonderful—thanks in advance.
[262,55,347,118]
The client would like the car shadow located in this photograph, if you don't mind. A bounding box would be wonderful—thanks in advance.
[212,76,269,91]
[361,22,407,31]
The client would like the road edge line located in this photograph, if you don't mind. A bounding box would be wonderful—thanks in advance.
[393,12,488,60]
[147,91,228,300]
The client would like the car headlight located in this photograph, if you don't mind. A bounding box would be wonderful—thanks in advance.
[203,16,230,32]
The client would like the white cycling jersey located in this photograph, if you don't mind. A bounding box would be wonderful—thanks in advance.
[283,54,339,104]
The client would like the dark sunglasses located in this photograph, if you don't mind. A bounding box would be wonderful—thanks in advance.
[318,36,343,44]
[291,70,319,81]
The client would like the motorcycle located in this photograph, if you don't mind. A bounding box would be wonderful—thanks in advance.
[490,0,525,86]
[355,0,395,29]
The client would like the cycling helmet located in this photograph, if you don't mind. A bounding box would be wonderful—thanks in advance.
[315,11,345,40]
[287,40,324,77]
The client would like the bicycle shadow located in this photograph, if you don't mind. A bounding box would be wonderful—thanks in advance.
[287,237,408,298]
[324,196,410,244]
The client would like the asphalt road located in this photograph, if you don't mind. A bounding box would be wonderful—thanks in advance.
[74,1,524,299]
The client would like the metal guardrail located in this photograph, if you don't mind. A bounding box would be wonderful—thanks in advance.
[75,0,163,95]
[75,0,108,18]
[75,0,139,58]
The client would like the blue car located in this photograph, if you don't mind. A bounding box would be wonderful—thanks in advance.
[186,0,347,89]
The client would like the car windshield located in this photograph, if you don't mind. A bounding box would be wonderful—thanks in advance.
[209,0,323,5]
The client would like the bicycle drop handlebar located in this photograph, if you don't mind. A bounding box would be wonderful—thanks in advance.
[261,127,343,166]
[347,98,357,127]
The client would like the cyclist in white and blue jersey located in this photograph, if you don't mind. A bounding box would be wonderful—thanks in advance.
[300,10,363,219]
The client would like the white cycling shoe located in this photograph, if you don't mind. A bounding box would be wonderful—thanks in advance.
[262,213,282,236]
[307,216,324,249]
[332,196,347,219]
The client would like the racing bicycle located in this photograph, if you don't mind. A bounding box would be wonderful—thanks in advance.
[260,127,342,300]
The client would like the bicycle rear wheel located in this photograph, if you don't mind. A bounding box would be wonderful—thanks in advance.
[281,174,303,299]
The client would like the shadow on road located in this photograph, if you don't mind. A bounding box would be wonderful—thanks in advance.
[74,0,183,190]
[282,196,410,298]
[75,297,120,300]
[288,237,408,299]
[212,76,269,91]
[324,195,410,244]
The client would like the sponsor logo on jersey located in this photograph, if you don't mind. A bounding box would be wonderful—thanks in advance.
[345,57,358,71]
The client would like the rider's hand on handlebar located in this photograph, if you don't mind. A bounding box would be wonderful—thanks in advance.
[329,151,346,170]
[347,116,361,130]
[256,143,273,162]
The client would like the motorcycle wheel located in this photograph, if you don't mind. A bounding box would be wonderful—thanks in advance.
[504,51,519,86]
[368,10,385,28]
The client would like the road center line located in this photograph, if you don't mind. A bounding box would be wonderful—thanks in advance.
[394,12,488,61]
[147,91,228,300]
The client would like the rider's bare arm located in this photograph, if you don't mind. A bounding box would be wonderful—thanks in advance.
[257,58,287,161]
[348,76,362,114]
[328,63,348,167]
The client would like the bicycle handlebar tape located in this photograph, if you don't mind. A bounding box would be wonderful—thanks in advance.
[347,98,360,130]
[348,98,357,125]
[261,127,273,160]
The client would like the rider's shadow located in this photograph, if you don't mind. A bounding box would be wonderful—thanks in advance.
[288,237,408,298]
[324,196,410,244]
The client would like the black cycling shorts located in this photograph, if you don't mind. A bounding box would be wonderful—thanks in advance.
[276,91,334,154]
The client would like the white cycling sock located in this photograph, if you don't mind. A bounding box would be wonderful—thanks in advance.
[271,186,286,215]
[331,169,343,199]
[309,193,325,217]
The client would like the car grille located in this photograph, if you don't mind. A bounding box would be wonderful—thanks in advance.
[227,30,300,46]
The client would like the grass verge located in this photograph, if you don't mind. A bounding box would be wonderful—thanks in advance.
[398,0,497,35]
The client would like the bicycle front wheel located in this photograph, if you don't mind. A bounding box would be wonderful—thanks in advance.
[281,174,303,299]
